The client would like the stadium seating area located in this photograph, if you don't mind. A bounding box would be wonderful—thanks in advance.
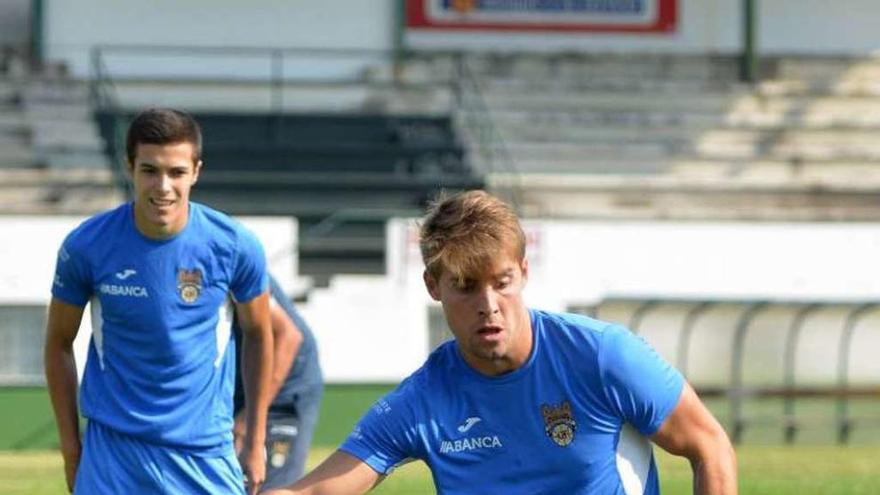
[0,62,119,215]
[401,53,880,221]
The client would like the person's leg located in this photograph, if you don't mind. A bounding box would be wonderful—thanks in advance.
[261,391,322,491]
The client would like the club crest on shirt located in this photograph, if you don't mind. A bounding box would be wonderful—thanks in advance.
[541,400,578,447]
[177,268,203,303]
[269,439,290,468]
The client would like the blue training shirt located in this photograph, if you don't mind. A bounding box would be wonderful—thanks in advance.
[51,202,268,454]
[341,309,684,494]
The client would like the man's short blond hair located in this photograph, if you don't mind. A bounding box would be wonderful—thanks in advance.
[419,190,525,280]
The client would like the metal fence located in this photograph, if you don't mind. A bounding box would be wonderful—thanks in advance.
[574,299,880,444]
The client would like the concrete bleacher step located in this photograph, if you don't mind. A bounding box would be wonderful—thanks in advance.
[775,57,880,81]
[484,106,880,129]
[481,89,880,116]
[757,79,880,97]
[488,139,880,166]
[666,161,880,186]
[492,123,880,146]
[478,75,880,98]
[406,53,741,82]
[20,81,91,105]
[0,186,122,214]
[0,142,35,167]
[31,122,105,151]
[0,167,115,186]
[43,151,111,170]
[0,81,19,105]
[110,80,453,114]
[0,166,121,214]
[23,101,93,121]
[480,151,880,182]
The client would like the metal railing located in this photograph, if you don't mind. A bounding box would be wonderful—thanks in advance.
[452,54,522,211]
[582,299,880,444]
[87,45,520,187]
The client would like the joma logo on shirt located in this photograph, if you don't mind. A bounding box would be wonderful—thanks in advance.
[99,283,149,298]
[439,435,502,454]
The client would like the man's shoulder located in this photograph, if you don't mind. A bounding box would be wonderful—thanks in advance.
[534,309,615,342]
[64,203,129,250]
[187,202,251,243]
[387,343,457,400]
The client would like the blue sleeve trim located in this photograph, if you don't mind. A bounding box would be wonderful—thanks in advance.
[339,442,394,475]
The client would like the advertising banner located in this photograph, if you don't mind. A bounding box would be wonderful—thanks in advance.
[406,0,677,34]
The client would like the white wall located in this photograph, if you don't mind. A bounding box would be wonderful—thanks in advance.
[389,219,880,306]
[290,218,880,382]
[0,0,30,45]
[8,216,880,383]
[43,0,880,80]
[0,214,297,381]
[759,0,880,55]
[45,0,395,78]
[298,275,428,383]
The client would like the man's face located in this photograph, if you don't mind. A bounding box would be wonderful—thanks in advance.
[128,142,201,239]
[424,251,531,376]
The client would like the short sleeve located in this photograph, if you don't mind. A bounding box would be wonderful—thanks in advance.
[229,226,268,303]
[340,387,420,475]
[598,325,685,436]
[50,235,92,307]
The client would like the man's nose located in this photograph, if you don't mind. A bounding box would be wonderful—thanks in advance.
[476,286,500,317]
[157,173,172,191]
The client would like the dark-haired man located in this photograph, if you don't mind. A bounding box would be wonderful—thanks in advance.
[45,108,274,494]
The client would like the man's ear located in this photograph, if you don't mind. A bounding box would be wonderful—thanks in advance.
[520,257,529,285]
[192,160,203,185]
[423,270,441,301]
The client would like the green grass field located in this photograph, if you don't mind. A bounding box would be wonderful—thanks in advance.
[3,385,880,494]
[3,446,879,494]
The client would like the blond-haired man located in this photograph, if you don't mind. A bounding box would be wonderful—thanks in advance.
[268,190,736,494]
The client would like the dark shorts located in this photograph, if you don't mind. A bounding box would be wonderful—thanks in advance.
[261,393,322,491]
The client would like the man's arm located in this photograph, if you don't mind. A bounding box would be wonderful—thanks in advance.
[234,299,302,449]
[265,298,302,404]
[263,450,382,495]
[44,298,85,493]
[651,383,738,495]
[235,290,275,495]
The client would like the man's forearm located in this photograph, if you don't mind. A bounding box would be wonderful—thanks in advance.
[267,303,302,403]
[242,326,274,446]
[692,444,738,495]
[44,345,81,458]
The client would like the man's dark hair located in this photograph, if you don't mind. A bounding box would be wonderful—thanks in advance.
[125,108,202,165]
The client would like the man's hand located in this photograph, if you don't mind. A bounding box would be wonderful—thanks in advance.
[239,441,267,495]
[233,412,247,455]
[61,442,81,493]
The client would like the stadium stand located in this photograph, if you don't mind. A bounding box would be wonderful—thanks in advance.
[88,46,487,285]
[403,53,880,222]
[0,52,120,215]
